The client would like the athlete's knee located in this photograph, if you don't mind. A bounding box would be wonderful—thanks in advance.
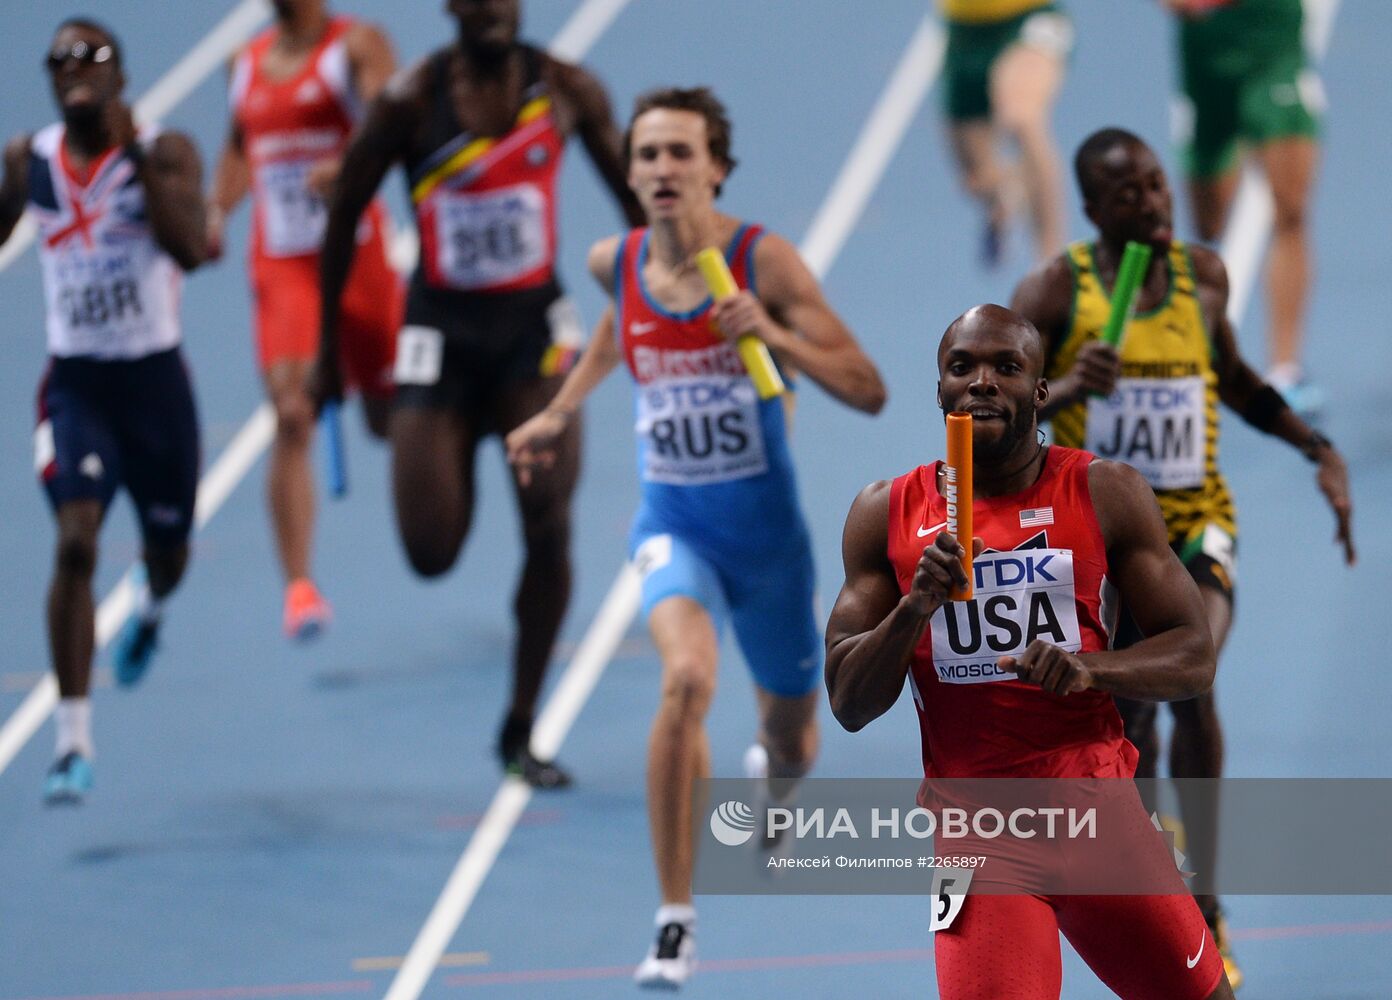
[54,529,98,579]
[659,655,716,720]
[272,392,315,449]
[1271,194,1308,234]
[144,543,189,597]
[762,718,818,774]
[401,535,458,579]
[1170,690,1221,731]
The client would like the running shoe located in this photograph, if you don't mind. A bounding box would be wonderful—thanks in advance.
[113,614,160,688]
[635,921,696,990]
[1279,379,1325,423]
[284,578,331,641]
[501,745,573,789]
[1207,909,1243,991]
[43,751,93,805]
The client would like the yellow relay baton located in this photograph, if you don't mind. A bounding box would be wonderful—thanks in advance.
[695,247,786,400]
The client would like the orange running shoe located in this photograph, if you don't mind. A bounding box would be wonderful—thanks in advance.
[284,578,331,642]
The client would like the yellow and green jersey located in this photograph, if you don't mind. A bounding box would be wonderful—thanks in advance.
[940,0,1052,25]
[1047,240,1236,547]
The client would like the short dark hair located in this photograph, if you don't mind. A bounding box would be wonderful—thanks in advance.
[55,16,123,68]
[624,86,737,195]
[1073,127,1145,202]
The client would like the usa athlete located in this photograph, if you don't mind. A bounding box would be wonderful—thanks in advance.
[507,87,886,988]
[316,0,642,787]
[0,19,207,803]
[825,305,1234,999]
[209,0,400,640]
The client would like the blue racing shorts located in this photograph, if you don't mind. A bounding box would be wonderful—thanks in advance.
[35,347,200,547]
[631,525,822,698]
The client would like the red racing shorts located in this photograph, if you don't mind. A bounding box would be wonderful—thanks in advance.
[250,201,401,399]
[934,891,1223,999]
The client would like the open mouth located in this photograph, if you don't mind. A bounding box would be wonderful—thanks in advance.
[964,406,1007,421]
[651,187,678,207]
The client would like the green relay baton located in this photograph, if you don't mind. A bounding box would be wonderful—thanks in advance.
[1099,240,1153,348]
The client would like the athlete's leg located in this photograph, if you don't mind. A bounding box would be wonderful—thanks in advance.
[1058,894,1231,1000]
[1169,582,1232,924]
[494,376,579,725]
[1256,135,1318,375]
[390,405,478,577]
[990,41,1066,259]
[48,499,105,701]
[753,687,818,783]
[1187,169,1241,243]
[263,358,317,584]
[949,121,1012,259]
[647,595,718,905]
[935,894,1062,1000]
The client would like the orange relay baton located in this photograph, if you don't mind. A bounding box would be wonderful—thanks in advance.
[695,247,786,400]
[945,412,973,600]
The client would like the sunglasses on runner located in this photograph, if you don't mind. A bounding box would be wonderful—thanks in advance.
[45,41,114,71]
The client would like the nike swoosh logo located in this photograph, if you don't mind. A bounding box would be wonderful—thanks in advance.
[630,321,659,336]
[1186,931,1206,969]
[917,520,948,538]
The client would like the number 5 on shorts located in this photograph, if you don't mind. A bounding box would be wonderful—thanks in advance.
[930,868,974,932]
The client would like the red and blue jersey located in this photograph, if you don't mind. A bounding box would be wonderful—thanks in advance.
[616,223,805,558]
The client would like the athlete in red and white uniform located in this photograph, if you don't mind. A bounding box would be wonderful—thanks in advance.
[1,18,208,802]
[210,0,399,640]
[826,305,1233,999]
[316,0,641,788]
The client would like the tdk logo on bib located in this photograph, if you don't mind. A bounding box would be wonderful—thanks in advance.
[1086,376,1206,490]
[929,547,1081,684]
[636,372,768,485]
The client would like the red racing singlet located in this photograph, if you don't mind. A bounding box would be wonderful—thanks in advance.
[406,47,564,294]
[231,16,386,260]
[615,225,789,490]
[887,446,1137,778]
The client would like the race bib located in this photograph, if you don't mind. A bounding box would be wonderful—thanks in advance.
[431,183,547,290]
[636,375,768,485]
[257,160,326,257]
[395,325,444,386]
[47,245,153,352]
[929,548,1081,685]
[1086,376,1206,490]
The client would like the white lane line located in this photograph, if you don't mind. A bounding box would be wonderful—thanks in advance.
[381,13,945,1000]
[800,18,946,278]
[0,3,274,778]
[0,0,271,274]
[1220,0,1339,323]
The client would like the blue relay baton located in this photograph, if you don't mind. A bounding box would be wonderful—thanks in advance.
[320,399,348,499]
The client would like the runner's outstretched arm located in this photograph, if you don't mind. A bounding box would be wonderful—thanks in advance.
[139,131,207,270]
[0,134,31,245]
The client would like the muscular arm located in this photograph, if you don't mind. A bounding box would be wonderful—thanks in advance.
[1192,246,1355,562]
[1011,254,1118,418]
[0,134,31,246]
[139,131,207,270]
[730,233,886,414]
[1073,460,1216,700]
[316,66,421,396]
[210,120,250,219]
[824,483,915,731]
[556,61,643,227]
[825,484,980,731]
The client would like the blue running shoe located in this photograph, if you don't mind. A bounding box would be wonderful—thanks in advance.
[113,614,160,688]
[43,751,92,805]
[1279,379,1325,423]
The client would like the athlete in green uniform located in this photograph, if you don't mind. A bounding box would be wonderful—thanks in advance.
[1169,0,1324,413]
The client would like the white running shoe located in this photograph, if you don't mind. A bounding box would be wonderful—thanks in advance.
[634,921,696,990]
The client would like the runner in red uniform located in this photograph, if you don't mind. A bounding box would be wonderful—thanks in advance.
[209,0,399,640]
[315,0,641,786]
[825,304,1233,999]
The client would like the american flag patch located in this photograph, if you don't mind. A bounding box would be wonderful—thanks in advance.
[1019,507,1054,528]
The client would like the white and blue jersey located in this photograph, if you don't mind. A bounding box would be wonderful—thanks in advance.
[615,224,820,697]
